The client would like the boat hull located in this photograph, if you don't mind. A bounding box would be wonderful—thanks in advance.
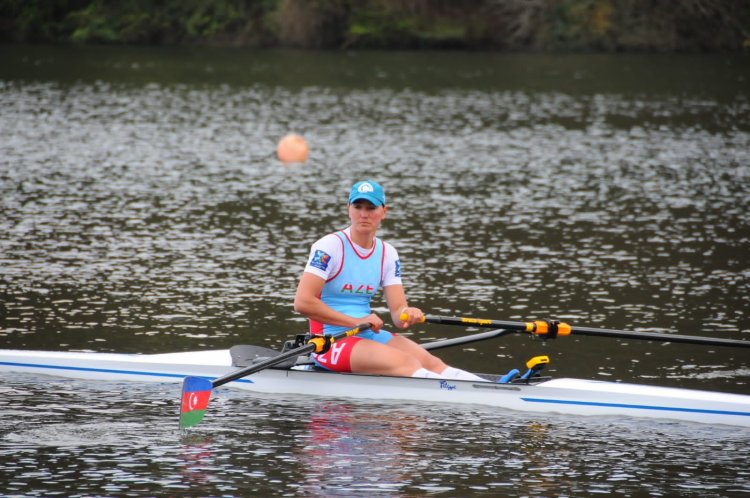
[1,348,749,427]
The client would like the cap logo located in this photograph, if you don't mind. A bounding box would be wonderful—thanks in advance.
[358,183,374,193]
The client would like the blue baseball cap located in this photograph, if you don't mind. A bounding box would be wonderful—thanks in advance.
[349,180,386,207]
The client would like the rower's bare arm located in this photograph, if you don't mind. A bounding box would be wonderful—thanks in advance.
[294,272,382,330]
[384,285,423,329]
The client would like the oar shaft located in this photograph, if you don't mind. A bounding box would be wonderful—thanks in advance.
[566,327,750,348]
[211,343,316,388]
[416,315,527,331]
[211,323,371,389]
[417,314,750,348]
[420,329,515,351]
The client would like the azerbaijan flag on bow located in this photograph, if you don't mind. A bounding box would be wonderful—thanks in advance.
[180,376,213,429]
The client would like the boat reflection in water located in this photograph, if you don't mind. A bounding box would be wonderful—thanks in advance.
[298,402,427,496]
[295,401,573,496]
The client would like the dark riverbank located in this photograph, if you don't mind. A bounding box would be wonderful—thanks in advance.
[2,0,749,52]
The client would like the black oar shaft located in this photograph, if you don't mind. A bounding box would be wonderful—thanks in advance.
[419,315,527,331]
[211,323,371,389]
[566,327,750,348]
[418,314,750,348]
[211,343,316,388]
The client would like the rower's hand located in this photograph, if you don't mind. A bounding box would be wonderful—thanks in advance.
[397,307,424,329]
[362,313,383,332]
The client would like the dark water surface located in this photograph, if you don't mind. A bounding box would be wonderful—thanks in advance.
[1,45,749,496]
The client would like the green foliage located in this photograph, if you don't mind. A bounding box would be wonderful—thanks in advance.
[0,0,747,51]
[549,0,615,50]
[344,1,467,48]
[69,2,117,43]
[0,0,278,44]
[0,0,89,42]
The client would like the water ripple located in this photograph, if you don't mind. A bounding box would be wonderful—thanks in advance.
[1,82,748,368]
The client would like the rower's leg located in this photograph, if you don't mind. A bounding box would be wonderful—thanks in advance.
[349,339,424,376]
[438,366,488,382]
[386,336,488,381]
[386,335,448,372]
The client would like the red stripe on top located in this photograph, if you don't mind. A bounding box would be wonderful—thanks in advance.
[380,239,386,284]
[312,234,346,334]
[341,230,376,259]
[309,289,325,335]
[325,234,346,283]
[309,319,324,335]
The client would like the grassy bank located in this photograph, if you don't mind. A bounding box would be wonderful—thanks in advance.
[1,0,748,51]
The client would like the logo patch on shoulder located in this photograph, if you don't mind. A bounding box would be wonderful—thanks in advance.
[394,259,401,277]
[310,250,331,271]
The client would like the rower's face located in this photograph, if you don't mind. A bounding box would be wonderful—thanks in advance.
[348,200,387,229]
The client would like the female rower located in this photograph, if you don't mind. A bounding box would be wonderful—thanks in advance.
[293,180,487,381]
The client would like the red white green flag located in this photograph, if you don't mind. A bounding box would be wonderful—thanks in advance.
[179,376,213,429]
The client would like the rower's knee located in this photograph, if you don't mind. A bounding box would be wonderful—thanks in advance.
[389,350,423,376]
[421,353,447,373]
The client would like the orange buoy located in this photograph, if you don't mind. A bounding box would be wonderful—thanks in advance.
[276,134,309,163]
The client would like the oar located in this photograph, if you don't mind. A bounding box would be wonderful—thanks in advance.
[404,313,750,348]
[420,329,515,351]
[179,323,371,429]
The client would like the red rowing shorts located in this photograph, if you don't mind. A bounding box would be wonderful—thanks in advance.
[311,336,362,372]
